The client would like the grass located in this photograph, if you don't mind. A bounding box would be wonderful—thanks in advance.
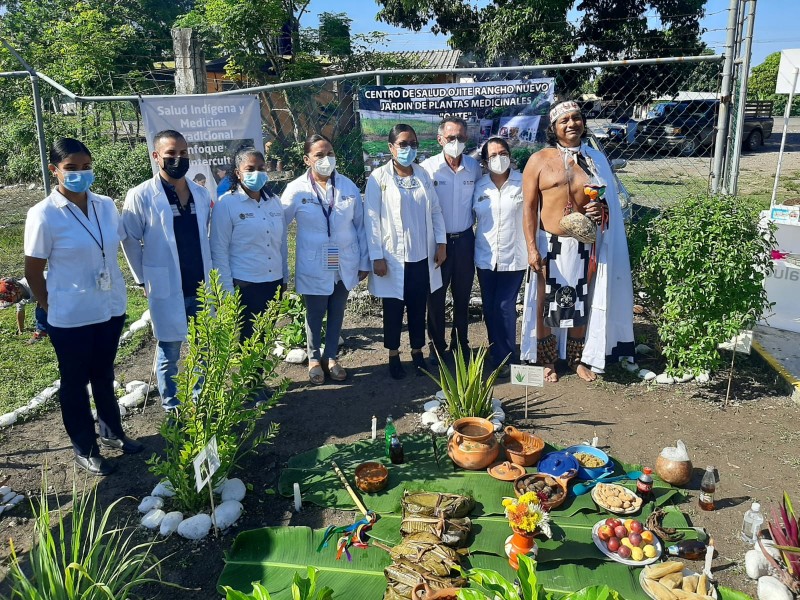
[362,139,440,156]
[360,117,439,138]
[0,251,152,415]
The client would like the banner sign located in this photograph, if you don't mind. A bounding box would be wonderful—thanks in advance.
[140,95,263,201]
[357,79,554,173]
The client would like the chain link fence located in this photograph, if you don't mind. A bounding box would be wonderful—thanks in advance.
[244,57,724,224]
[1,55,724,225]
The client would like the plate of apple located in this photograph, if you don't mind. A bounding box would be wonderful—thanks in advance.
[592,517,662,566]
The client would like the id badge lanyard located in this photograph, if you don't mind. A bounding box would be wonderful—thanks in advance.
[66,201,111,290]
[308,172,340,271]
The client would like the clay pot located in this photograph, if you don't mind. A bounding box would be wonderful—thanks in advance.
[412,582,462,599]
[501,426,544,467]
[447,417,500,470]
[655,455,693,487]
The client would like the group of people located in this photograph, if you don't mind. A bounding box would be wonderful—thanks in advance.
[5,100,633,476]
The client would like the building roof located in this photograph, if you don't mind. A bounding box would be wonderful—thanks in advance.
[388,49,463,70]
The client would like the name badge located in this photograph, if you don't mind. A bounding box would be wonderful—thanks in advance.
[323,244,339,271]
[97,267,112,291]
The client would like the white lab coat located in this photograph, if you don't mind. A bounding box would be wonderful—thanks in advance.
[364,162,446,300]
[121,175,213,342]
[281,170,370,295]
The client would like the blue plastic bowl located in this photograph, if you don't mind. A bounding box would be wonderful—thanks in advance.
[564,444,613,480]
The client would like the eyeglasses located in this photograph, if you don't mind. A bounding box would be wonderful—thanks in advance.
[392,141,419,149]
[442,135,467,143]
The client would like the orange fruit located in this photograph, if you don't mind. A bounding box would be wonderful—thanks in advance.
[641,531,655,545]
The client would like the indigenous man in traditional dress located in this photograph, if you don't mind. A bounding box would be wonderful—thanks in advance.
[520,100,634,382]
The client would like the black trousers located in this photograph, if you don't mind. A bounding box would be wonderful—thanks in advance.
[234,278,282,341]
[427,228,475,355]
[47,314,126,457]
[382,258,430,351]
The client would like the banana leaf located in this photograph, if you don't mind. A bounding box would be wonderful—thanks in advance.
[217,526,391,600]
[278,435,685,517]
[217,522,704,600]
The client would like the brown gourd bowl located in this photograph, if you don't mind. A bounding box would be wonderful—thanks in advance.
[354,462,389,493]
[655,455,693,487]
[501,426,545,467]
[513,473,570,510]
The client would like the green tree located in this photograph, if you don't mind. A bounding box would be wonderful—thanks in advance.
[748,52,800,116]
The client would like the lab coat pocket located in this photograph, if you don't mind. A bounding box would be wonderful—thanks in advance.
[142,264,170,299]
[52,288,95,325]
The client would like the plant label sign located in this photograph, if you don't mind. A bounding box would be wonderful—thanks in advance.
[717,330,752,354]
[510,364,545,387]
[193,436,221,492]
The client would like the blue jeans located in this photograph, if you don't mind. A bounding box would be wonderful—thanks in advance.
[156,296,199,410]
[34,305,48,333]
[477,268,525,368]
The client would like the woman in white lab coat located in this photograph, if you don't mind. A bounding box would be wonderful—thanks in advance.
[211,146,288,341]
[282,134,369,385]
[473,136,526,375]
[364,124,447,379]
[24,137,142,476]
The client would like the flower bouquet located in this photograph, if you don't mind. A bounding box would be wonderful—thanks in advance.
[502,492,552,570]
[503,492,552,538]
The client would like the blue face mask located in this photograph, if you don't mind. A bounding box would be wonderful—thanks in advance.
[59,169,94,194]
[241,171,268,192]
[395,146,417,167]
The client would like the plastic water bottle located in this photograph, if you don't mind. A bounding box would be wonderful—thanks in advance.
[384,416,396,458]
[741,502,764,544]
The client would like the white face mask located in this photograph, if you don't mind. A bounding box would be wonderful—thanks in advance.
[313,156,336,177]
[487,154,511,175]
[443,139,465,158]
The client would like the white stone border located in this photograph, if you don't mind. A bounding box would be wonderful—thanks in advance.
[0,309,153,428]
[140,477,246,540]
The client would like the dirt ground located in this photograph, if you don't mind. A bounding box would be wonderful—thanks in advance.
[0,310,797,600]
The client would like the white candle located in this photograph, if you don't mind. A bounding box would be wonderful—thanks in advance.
[703,544,715,578]
[293,483,301,512]
[591,436,599,448]
[371,416,377,440]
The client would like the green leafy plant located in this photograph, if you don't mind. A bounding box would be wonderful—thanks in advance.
[424,343,507,421]
[278,292,321,350]
[148,270,290,513]
[7,472,171,599]
[458,555,623,600]
[222,567,333,600]
[639,193,775,376]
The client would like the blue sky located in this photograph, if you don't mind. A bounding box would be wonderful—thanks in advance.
[304,0,797,69]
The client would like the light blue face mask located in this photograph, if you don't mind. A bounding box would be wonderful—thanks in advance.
[242,170,268,192]
[395,146,417,167]
[59,169,95,194]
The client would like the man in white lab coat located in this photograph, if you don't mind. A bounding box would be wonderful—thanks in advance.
[121,130,213,411]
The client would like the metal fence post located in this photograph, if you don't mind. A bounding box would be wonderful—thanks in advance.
[727,0,757,196]
[30,74,50,195]
[771,68,800,207]
[711,0,741,194]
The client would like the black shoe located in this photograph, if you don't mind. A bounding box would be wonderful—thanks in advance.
[411,351,427,375]
[388,354,406,380]
[75,453,115,476]
[99,435,144,454]
[495,364,511,379]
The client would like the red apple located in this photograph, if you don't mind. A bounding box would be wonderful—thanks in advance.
[614,525,628,539]
[606,537,620,552]
[617,545,632,559]
[628,532,643,547]
[605,518,621,528]
[630,520,644,534]
[598,525,613,541]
